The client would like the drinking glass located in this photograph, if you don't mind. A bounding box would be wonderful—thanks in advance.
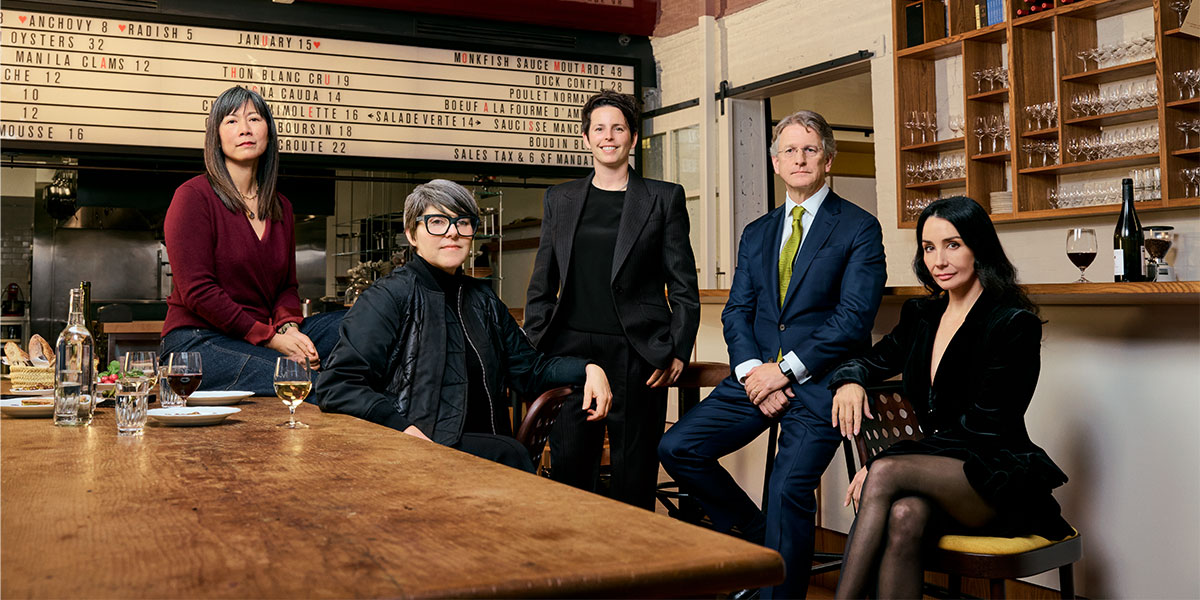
[122,351,158,397]
[166,352,203,407]
[115,358,151,436]
[1066,228,1098,283]
[1170,0,1192,28]
[274,356,312,429]
[158,365,183,407]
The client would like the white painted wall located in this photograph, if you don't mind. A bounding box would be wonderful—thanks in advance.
[653,1,1200,596]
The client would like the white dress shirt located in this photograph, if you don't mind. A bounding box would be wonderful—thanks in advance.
[734,184,831,385]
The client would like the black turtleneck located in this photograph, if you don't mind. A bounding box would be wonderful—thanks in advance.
[414,255,496,435]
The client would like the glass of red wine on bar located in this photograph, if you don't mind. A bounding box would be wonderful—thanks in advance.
[1066,228,1098,283]
[166,352,203,407]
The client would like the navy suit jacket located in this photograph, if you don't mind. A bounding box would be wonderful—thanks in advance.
[711,190,887,418]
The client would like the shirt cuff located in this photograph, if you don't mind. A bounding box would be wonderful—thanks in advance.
[782,351,811,385]
[734,359,763,383]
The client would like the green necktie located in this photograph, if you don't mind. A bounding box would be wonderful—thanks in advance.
[778,206,805,307]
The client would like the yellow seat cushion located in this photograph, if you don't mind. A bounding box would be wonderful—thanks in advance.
[937,530,1079,555]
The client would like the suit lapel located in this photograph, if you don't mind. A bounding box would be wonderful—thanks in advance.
[762,204,788,317]
[780,193,841,314]
[554,174,591,284]
[611,169,653,280]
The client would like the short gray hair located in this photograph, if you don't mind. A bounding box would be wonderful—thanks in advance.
[403,179,480,234]
[769,110,837,159]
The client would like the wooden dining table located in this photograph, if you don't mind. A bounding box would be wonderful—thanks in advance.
[1,396,784,598]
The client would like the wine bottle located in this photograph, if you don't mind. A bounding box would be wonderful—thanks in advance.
[1113,178,1145,282]
[54,287,95,426]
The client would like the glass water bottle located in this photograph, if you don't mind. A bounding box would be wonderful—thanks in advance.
[54,288,94,426]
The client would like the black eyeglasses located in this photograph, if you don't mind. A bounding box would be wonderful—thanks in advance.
[416,214,479,237]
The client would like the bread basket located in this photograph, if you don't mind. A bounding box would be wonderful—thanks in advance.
[9,364,54,391]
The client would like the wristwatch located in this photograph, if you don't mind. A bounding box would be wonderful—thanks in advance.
[778,360,796,382]
[276,322,298,335]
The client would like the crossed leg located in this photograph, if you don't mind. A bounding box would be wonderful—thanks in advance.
[835,454,997,599]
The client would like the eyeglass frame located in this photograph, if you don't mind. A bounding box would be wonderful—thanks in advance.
[776,145,824,160]
[414,213,480,237]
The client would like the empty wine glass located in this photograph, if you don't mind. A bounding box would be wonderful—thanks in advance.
[906,111,919,145]
[973,117,987,154]
[122,351,159,403]
[274,356,312,429]
[1066,228,1098,283]
[1170,0,1192,28]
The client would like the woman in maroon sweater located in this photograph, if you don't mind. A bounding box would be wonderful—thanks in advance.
[161,87,343,395]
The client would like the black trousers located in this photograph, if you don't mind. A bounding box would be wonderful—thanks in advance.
[544,328,668,510]
[452,433,535,473]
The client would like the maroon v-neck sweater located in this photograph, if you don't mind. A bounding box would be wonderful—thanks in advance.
[162,175,302,345]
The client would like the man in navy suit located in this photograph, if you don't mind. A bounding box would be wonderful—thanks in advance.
[658,110,886,599]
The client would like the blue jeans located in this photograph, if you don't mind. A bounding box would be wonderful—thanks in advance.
[160,311,345,397]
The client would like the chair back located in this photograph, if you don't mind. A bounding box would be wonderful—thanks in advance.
[514,386,573,469]
[672,361,730,389]
[841,382,927,478]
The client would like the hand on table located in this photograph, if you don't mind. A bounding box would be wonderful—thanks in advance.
[403,425,432,441]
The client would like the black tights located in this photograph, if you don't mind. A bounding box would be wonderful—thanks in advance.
[835,455,996,599]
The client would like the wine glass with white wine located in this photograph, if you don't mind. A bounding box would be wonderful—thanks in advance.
[274,356,312,429]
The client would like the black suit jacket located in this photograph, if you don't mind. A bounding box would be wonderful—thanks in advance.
[524,169,700,369]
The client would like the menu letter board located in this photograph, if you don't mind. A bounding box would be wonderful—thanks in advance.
[0,9,635,168]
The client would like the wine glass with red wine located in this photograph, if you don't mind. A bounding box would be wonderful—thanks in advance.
[1066,228,1098,283]
[165,352,203,407]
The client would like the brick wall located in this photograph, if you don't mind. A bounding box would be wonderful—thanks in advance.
[1,197,34,295]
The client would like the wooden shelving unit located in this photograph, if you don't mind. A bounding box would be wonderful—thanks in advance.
[892,0,1200,228]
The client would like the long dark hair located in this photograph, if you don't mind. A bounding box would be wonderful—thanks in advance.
[203,86,282,221]
[913,196,1038,315]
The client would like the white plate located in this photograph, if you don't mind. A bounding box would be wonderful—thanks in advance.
[183,390,255,406]
[0,397,55,418]
[147,406,241,426]
[5,387,55,396]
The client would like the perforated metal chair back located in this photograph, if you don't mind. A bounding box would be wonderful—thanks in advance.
[849,383,925,469]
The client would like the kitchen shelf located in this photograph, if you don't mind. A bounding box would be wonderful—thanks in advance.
[904,177,967,190]
[1061,58,1157,85]
[968,88,1011,102]
[901,137,967,152]
[1064,106,1159,127]
[1019,153,1159,174]
[971,150,1013,162]
[893,0,1190,226]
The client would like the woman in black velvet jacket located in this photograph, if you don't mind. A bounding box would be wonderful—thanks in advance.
[827,196,1073,599]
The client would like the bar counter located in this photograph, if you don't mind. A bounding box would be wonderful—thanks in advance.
[699,281,1200,305]
[1,399,783,598]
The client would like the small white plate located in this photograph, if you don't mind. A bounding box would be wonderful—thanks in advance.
[5,387,55,396]
[147,406,241,426]
[0,397,55,418]
[183,390,255,406]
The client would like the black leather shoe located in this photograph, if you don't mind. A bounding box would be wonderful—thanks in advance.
[727,587,761,600]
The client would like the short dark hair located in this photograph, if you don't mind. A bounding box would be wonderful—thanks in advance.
[580,89,640,137]
[404,179,480,235]
[913,196,1038,316]
[203,86,281,221]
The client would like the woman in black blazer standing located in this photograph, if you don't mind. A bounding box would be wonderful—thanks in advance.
[524,90,700,510]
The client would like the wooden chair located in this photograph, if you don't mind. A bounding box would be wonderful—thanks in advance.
[843,383,1083,599]
[514,386,573,476]
[655,361,730,523]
